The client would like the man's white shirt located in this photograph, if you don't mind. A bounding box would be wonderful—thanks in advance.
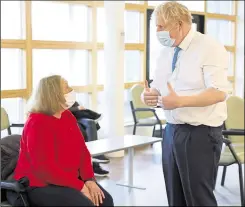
[151,28,230,127]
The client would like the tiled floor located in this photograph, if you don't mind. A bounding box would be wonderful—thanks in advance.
[96,143,244,206]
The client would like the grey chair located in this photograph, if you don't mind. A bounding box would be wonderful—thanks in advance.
[216,96,244,206]
[1,135,29,207]
[129,84,166,137]
[1,107,24,135]
[1,108,27,206]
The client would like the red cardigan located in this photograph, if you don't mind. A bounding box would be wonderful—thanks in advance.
[14,110,94,191]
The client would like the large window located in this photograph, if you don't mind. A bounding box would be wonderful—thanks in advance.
[32,1,90,41]
[147,1,205,12]
[1,1,240,129]
[177,1,205,12]
[147,9,164,82]
[124,11,144,43]
[1,49,26,90]
[96,8,105,43]
[96,6,143,123]
[125,1,143,4]
[1,1,26,137]
[97,8,144,43]
[97,50,143,84]
[207,1,234,15]
[97,50,105,85]
[97,89,133,124]
[32,49,90,88]
[205,1,236,95]
[1,1,25,39]
[206,19,235,46]
[124,50,143,82]
[76,93,90,108]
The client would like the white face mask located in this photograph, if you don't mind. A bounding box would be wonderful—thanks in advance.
[156,30,176,47]
[64,90,76,108]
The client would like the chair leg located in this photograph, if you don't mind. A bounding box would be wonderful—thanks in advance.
[7,127,11,135]
[221,166,227,186]
[238,163,244,206]
[150,126,156,147]
[152,125,156,137]
[214,166,219,190]
[133,125,137,135]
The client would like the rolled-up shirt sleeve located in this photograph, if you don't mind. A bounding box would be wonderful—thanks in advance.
[202,44,230,94]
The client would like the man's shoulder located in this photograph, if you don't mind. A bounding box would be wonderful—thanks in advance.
[193,32,227,52]
[192,32,229,66]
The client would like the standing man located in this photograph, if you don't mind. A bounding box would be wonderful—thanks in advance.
[142,2,229,206]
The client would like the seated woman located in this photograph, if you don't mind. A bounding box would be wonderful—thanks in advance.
[63,80,110,166]
[9,75,114,206]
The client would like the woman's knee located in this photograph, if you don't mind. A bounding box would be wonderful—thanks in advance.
[103,192,114,206]
[99,185,114,206]
[27,186,95,206]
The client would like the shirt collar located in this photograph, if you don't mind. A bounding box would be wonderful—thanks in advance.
[178,27,195,51]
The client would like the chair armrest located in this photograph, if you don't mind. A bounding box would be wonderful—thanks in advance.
[155,106,161,108]
[222,137,232,145]
[134,107,162,126]
[222,129,245,136]
[148,79,153,84]
[134,108,155,112]
[1,181,26,193]
[11,123,25,128]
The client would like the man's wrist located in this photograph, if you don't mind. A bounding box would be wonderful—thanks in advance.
[178,96,190,108]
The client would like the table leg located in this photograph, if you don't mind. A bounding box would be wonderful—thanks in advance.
[128,147,134,187]
[116,147,146,190]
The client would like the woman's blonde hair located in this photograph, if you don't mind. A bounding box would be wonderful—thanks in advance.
[28,75,67,116]
[153,1,192,26]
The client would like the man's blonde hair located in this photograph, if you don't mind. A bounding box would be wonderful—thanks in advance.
[28,75,67,116]
[154,1,192,26]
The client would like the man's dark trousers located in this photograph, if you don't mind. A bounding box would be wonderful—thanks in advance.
[162,123,223,206]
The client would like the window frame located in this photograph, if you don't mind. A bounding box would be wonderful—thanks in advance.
[1,48,26,90]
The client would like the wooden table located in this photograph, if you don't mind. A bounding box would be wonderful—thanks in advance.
[86,135,162,190]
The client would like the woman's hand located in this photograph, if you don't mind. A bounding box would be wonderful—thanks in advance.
[85,181,105,206]
[81,184,93,204]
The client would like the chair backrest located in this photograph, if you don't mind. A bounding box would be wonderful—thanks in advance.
[225,96,244,162]
[1,134,22,203]
[129,84,154,120]
[225,96,244,143]
[1,134,21,180]
[1,107,10,131]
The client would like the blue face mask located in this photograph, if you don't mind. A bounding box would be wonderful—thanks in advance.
[156,31,175,47]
